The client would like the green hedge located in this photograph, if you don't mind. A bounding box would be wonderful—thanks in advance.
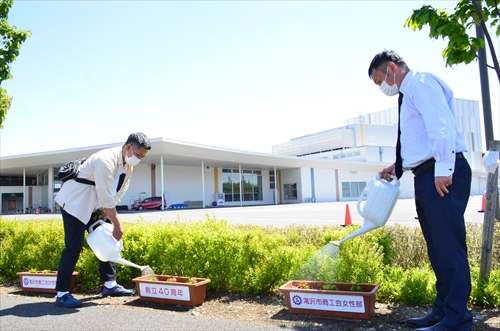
[0,216,498,307]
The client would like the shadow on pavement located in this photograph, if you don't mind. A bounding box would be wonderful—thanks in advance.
[0,301,83,317]
[122,297,196,312]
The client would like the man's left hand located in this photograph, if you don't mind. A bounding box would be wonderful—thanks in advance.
[435,176,452,197]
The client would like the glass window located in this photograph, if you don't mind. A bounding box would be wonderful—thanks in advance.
[350,182,359,197]
[342,182,350,197]
[222,169,263,202]
[0,176,36,186]
[342,182,366,198]
[243,173,253,201]
[284,183,297,200]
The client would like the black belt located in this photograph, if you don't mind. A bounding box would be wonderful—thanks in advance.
[411,152,464,177]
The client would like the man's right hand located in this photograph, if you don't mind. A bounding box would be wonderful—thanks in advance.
[104,207,124,241]
[379,163,396,182]
[112,224,124,241]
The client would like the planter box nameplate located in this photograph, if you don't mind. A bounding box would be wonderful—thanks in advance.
[17,271,79,294]
[279,281,379,319]
[20,275,57,289]
[137,282,191,301]
[288,291,365,313]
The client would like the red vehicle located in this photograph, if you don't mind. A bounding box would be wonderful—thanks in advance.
[132,197,166,211]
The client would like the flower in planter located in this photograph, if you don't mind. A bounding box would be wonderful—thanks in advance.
[166,277,177,282]
[146,276,158,281]
[322,284,338,291]
[350,284,363,292]
[297,281,309,289]
[186,277,197,284]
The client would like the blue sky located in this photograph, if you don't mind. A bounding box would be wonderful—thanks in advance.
[1,1,498,157]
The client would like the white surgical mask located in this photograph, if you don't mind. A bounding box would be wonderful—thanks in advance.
[125,148,141,166]
[379,66,399,96]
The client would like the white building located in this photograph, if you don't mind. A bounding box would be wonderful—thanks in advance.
[0,98,490,214]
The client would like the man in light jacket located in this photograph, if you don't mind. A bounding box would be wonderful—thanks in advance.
[54,132,151,308]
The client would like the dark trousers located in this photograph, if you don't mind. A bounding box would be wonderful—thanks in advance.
[414,157,472,329]
[55,208,116,292]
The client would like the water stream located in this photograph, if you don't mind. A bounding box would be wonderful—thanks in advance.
[291,242,340,281]
[140,266,156,276]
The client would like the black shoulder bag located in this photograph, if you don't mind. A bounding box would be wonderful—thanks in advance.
[58,157,96,186]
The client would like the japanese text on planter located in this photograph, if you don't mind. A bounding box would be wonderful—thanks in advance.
[22,276,57,288]
[290,292,366,313]
[138,283,191,301]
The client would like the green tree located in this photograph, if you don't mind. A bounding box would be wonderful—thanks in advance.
[404,0,500,82]
[0,0,31,128]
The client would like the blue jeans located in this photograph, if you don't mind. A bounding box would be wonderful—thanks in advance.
[414,157,472,330]
[55,208,116,292]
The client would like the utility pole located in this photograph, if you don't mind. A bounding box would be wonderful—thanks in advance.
[479,140,499,280]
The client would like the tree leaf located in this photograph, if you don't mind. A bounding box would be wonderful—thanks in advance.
[406,0,499,81]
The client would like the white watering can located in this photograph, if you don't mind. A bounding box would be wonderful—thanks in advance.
[86,220,152,274]
[331,174,401,246]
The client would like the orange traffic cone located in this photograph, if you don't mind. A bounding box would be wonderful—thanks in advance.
[35,208,39,215]
[342,204,352,227]
[479,194,486,213]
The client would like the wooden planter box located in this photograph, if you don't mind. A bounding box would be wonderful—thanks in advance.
[132,275,211,306]
[17,271,79,294]
[279,281,379,320]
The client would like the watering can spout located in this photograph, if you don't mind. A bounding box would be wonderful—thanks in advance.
[331,220,380,246]
[113,257,144,270]
[111,257,153,275]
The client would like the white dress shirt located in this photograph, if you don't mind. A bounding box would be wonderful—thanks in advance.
[55,146,133,224]
[399,70,467,177]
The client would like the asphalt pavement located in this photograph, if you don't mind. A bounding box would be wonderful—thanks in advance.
[0,295,287,331]
[1,195,487,227]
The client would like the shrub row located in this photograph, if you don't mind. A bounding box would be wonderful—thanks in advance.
[0,216,498,307]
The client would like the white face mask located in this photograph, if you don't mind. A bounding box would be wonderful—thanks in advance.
[125,148,141,166]
[379,66,399,96]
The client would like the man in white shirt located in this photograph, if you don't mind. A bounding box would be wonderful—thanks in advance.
[368,51,472,331]
[54,132,151,308]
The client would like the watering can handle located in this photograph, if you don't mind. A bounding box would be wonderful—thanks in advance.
[88,219,105,234]
[386,174,400,187]
[374,174,401,187]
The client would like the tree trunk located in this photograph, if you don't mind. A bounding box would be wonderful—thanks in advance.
[479,140,500,280]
